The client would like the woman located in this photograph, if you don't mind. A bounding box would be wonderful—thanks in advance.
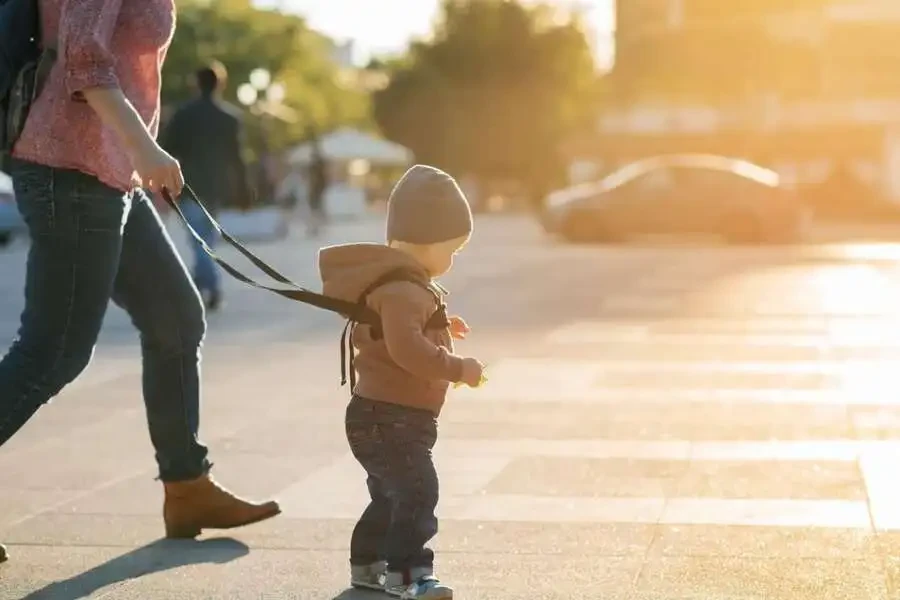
[0,0,280,561]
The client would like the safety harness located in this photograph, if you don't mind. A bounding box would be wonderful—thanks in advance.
[340,267,450,389]
[161,187,450,389]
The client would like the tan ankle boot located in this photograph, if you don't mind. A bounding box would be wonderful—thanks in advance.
[0,543,7,563]
[163,474,281,538]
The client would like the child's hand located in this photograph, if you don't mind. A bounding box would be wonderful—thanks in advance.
[459,357,485,387]
[448,315,470,340]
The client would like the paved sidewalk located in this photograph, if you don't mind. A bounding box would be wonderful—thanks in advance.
[4,217,900,598]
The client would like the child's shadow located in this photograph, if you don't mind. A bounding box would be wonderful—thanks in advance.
[332,588,385,600]
[19,537,249,600]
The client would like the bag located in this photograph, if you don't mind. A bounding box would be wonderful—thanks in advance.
[161,187,450,389]
[0,0,54,155]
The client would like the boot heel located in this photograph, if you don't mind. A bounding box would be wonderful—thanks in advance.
[165,521,201,539]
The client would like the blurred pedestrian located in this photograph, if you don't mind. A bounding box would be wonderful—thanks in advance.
[161,61,252,311]
[0,0,279,562]
[306,131,329,237]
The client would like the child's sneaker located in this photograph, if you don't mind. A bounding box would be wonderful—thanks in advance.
[385,569,453,599]
[350,561,386,591]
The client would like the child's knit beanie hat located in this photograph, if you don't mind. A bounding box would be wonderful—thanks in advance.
[386,164,473,245]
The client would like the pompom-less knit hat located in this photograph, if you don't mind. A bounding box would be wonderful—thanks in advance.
[386,165,473,245]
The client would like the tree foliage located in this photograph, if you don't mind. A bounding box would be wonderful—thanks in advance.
[372,0,600,199]
[162,0,369,151]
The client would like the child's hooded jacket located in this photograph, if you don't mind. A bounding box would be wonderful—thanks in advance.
[319,243,464,415]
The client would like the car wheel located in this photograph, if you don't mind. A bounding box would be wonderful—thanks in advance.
[721,214,764,245]
[0,233,11,248]
[562,213,621,244]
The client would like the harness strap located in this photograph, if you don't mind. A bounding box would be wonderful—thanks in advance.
[161,187,379,325]
[161,187,451,390]
[341,268,450,390]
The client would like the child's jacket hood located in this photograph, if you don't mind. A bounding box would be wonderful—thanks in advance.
[318,243,430,302]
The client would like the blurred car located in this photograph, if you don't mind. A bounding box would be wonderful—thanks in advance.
[0,170,25,247]
[541,154,809,244]
[799,164,900,223]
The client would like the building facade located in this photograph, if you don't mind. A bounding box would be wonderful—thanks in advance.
[576,0,900,196]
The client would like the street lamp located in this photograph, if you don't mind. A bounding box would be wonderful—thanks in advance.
[249,67,271,91]
[237,68,287,115]
[236,83,257,107]
[237,67,286,206]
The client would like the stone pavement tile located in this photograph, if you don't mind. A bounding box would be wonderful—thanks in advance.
[0,489,79,528]
[881,557,900,598]
[660,498,869,529]
[485,457,687,497]
[214,416,349,457]
[118,551,645,600]
[3,515,656,558]
[0,545,126,598]
[35,454,336,517]
[3,514,168,548]
[0,539,254,600]
[633,556,889,600]
[542,341,886,363]
[596,368,840,390]
[0,397,148,463]
[675,460,865,499]
[481,456,865,500]
[0,441,152,494]
[441,401,853,441]
[851,407,900,439]
[439,554,643,600]
[649,525,882,559]
[200,452,345,501]
[207,520,656,560]
[647,315,900,336]
[870,532,900,556]
[433,521,657,556]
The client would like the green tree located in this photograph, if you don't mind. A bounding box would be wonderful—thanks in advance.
[372,0,600,205]
[162,1,370,152]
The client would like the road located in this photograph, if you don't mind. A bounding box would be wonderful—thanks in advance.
[3,213,900,599]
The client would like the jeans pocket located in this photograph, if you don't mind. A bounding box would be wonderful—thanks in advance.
[70,174,130,234]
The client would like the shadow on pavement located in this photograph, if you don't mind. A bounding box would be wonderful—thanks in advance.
[331,588,385,600]
[19,537,249,600]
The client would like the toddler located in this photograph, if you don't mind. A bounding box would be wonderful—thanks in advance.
[318,164,484,599]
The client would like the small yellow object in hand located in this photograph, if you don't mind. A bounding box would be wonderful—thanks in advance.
[455,371,488,388]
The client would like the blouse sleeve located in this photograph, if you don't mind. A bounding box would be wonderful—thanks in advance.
[58,0,123,100]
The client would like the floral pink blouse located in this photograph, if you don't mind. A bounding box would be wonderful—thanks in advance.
[12,0,176,192]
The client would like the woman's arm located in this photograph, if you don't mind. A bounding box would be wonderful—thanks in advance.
[80,88,156,159]
[58,0,183,193]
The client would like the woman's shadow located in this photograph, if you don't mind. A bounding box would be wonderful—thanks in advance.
[18,537,249,600]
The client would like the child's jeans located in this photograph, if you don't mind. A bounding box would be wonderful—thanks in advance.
[345,396,439,574]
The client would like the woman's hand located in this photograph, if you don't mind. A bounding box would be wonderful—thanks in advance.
[130,140,184,197]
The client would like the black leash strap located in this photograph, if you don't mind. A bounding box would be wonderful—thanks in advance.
[160,185,378,326]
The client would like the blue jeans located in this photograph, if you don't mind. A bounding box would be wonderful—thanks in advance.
[0,160,210,481]
[346,396,439,572]
[179,199,220,296]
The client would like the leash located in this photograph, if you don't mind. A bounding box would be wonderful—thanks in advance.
[160,186,379,325]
